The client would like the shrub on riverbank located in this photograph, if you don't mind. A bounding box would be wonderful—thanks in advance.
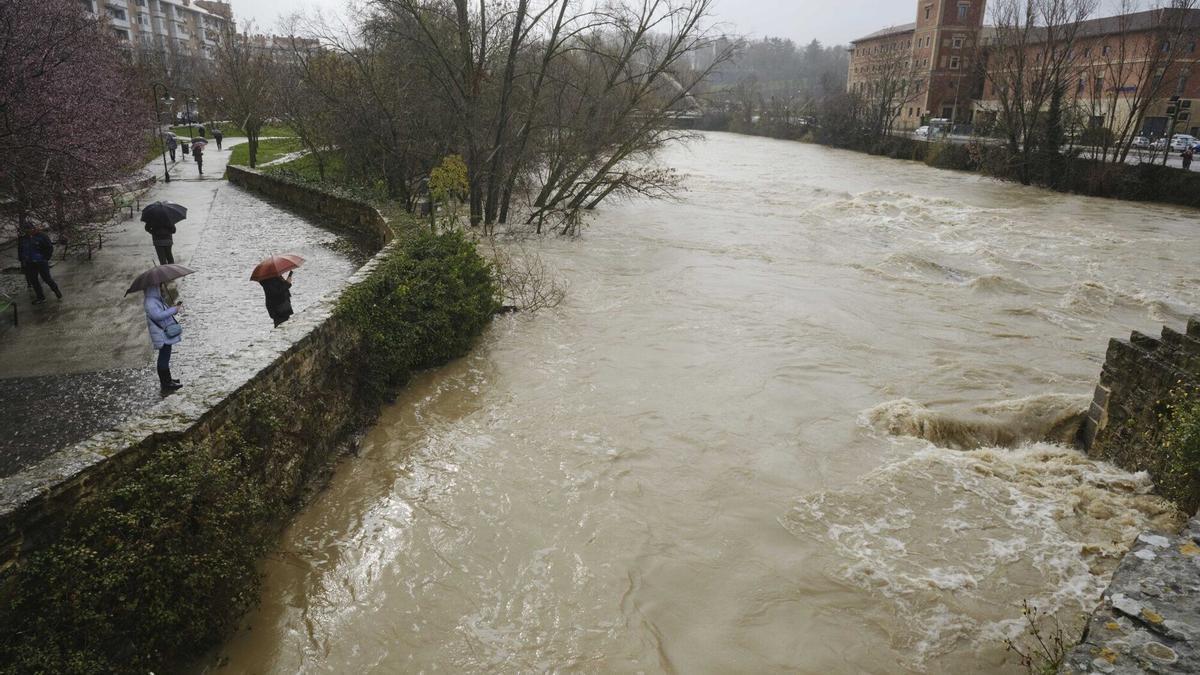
[337,228,500,405]
[0,435,276,674]
[1155,388,1200,513]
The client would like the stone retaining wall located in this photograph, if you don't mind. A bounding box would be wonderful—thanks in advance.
[226,166,388,251]
[1063,319,1200,674]
[1082,318,1200,484]
[0,168,394,576]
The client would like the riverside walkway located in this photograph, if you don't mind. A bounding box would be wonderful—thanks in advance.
[0,142,359,477]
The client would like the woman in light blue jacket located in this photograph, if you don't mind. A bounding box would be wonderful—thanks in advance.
[144,285,183,392]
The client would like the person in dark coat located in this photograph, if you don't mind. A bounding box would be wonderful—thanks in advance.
[259,271,294,327]
[1183,147,1195,171]
[16,223,62,304]
[212,127,224,150]
[145,218,176,265]
[193,140,205,175]
[166,133,178,162]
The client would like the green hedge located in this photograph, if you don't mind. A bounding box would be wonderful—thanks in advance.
[0,433,276,674]
[337,228,500,405]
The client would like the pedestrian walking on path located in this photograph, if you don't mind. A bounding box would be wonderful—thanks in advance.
[142,201,188,265]
[192,138,206,176]
[213,127,223,151]
[1184,147,1194,171]
[144,285,184,392]
[16,223,62,305]
[166,133,178,162]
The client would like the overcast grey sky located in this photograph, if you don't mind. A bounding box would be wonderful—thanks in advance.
[227,0,918,46]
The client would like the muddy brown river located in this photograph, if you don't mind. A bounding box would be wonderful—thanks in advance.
[203,133,1197,673]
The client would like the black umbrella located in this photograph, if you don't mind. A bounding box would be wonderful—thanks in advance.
[125,264,195,296]
[141,201,188,227]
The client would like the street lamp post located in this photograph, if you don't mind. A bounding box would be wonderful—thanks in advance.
[151,82,171,184]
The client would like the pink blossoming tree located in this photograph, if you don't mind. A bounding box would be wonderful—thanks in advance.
[0,0,149,244]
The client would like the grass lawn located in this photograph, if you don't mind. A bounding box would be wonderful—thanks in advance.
[264,152,390,204]
[227,137,306,168]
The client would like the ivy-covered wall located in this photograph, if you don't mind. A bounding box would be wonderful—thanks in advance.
[1083,318,1200,511]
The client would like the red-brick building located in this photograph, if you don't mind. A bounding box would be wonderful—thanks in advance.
[851,2,1200,136]
[849,1,987,130]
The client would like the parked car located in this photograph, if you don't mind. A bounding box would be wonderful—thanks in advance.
[1151,137,1169,150]
[1170,134,1197,152]
[1130,135,1151,150]
[913,126,931,140]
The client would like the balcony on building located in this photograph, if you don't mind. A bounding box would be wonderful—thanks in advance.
[105,3,130,27]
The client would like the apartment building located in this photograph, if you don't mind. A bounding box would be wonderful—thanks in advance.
[81,0,233,60]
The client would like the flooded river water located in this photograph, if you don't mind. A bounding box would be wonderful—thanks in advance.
[206,133,1198,673]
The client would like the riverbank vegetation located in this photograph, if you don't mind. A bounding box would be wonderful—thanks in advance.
[1156,387,1200,512]
[338,228,500,406]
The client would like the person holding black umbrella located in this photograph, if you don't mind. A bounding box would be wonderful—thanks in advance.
[141,201,188,265]
[212,126,224,151]
[192,138,206,175]
[145,284,183,392]
[127,264,195,393]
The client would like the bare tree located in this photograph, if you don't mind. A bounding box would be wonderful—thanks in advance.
[984,0,1100,182]
[1082,0,1200,163]
[207,24,275,168]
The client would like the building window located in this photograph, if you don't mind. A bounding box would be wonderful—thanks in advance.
[952,36,964,49]
[1102,45,1110,56]
[925,5,932,20]
[950,56,960,69]
[106,6,126,20]
[959,4,970,20]
[1162,41,1172,53]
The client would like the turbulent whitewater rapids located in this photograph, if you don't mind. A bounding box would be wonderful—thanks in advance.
[202,133,1198,674]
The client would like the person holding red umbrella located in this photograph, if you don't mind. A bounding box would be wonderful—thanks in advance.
[251,254,304,327]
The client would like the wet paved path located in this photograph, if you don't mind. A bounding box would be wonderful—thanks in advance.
[0,141,359,477]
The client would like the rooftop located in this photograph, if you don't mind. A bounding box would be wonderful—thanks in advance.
[851,23,917,44]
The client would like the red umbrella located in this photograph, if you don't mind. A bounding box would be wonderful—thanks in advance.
[250,254,305,282]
